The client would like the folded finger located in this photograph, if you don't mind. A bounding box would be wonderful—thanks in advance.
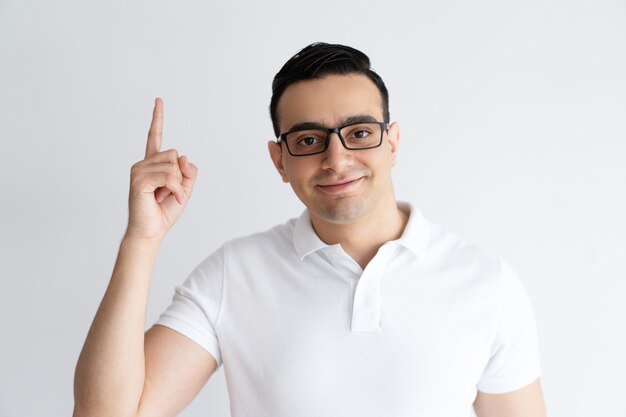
[142,148,179,166]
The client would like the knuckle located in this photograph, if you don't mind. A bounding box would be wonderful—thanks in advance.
[130,163,142,177]
[165,149,179,160]
[167,164,183,180]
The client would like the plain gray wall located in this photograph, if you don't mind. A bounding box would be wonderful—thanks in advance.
[1,0,625,416]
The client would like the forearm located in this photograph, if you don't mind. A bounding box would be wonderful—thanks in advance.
[73,236,161,417]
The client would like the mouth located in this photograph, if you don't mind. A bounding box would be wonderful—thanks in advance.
[316,177,364,194]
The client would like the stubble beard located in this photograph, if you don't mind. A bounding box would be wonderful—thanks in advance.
[316,195,372,224]
[310,171,376,225]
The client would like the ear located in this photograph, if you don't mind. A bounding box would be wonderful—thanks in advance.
[267,140,289,183]
[387,121,400,167]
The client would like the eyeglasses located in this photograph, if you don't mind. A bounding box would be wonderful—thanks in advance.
[277,121,389,156]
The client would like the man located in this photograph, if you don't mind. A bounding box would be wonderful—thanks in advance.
[74,43,546,417]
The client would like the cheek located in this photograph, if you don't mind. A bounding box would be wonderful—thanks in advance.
[284,159,315,182]
[379,143,396,169]
[367,154,394,185]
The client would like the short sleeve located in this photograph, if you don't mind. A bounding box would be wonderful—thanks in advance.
[154,247,225,367]
[477,257,541,393]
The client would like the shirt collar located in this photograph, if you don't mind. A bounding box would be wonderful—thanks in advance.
[293,209,329,259]
[394,201,431,258]
[292,201,432,260]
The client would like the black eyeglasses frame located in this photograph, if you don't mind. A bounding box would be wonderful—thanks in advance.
[277,121,389,157]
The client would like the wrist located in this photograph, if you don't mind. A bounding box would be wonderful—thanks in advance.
[120,233,163,252]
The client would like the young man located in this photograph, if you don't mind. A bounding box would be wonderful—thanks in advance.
[74,43,546,417]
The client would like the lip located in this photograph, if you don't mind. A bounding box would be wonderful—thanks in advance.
[316,177,364,194]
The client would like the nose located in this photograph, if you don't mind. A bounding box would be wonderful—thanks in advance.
[321,132,352,171]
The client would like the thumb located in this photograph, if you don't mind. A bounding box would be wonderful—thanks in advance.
[179,155,198,197]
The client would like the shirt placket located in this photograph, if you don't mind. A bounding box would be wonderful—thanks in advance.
[350,242,397,332]
[320,243,398,332]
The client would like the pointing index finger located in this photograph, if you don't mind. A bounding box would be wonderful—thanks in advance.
[145,97,164,159]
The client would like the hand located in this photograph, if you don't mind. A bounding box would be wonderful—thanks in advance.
[124,98,198,242]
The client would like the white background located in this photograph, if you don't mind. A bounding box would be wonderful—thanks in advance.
[1,0,625,416]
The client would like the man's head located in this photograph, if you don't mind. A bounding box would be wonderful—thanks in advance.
[270,42,390,138]
[268,43,400,227]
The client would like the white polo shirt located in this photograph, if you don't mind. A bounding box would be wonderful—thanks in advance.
[156,202,541,417]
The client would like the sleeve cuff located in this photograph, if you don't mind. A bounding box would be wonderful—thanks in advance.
[477,366,541,394]
[155,313,223,367]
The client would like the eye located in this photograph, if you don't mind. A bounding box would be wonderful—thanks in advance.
[353,130,370,139]
[297,136,321,147]
[344,125,374,140]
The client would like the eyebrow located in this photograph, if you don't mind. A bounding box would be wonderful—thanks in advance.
[286,114,379,132]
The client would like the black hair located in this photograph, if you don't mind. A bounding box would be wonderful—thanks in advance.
[269,42,390,137]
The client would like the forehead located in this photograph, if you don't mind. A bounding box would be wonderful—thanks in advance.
[277,74,383,132]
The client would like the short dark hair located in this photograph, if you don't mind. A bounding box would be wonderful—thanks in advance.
[269,42,390,137]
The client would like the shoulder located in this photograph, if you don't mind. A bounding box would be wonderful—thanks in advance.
[401,203,502,276]
[221,216,298,257]
[186,216,299,282]
[426,217,502,273]
[413,214,523,306]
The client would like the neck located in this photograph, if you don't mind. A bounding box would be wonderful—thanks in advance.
[309,198,408,270]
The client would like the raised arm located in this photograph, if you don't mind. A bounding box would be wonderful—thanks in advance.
[73,98,217,417]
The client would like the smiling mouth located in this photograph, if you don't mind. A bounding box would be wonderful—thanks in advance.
[316,177,364,194]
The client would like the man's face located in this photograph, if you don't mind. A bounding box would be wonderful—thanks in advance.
[268,73,400,226]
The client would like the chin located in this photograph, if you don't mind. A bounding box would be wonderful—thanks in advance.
[313,198,371,225]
